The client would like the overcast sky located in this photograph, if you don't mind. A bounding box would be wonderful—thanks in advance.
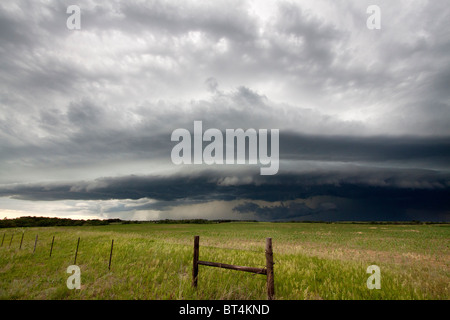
[0,0,449,221]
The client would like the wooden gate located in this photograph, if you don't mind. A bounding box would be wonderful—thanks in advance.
[192,235,275,300]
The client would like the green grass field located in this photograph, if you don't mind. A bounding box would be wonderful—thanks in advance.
[0,222,448,300]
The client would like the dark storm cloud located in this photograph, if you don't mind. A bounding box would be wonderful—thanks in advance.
[281,133,450,167]
[0,85,363,175]
[1,85,449,179]
[0,167,449,221]
[0,167,447,201]
[232,201,335,221]
[3,96,449,172]
[1,1,450,221]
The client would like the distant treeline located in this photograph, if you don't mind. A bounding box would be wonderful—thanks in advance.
[0,216,124,228]
[0,216,446,228]
[0,216,257,228]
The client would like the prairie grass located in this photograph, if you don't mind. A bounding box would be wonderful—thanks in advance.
[0,222,448,300]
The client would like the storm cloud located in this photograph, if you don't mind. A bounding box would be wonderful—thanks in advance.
[0,167,449,221]
[0,0,449,221]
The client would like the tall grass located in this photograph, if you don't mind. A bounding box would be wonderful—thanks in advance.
[0,222,448,299]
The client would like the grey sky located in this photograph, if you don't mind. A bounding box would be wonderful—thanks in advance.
[0,0,449,221]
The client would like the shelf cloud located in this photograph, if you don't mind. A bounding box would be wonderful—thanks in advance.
[0,0,449,221]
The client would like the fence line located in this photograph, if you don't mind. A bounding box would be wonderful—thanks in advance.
[0,233,115,270]
[2,231,276,299]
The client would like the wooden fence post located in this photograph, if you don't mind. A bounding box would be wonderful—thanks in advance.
[33,235,38,254]
[74,237,80,264]
[19,232,24,249]
[265,237,275,300]
[108,239,114,270]
[192,235,199,288]
[1,233,4,247]
[9,234,13,247]
[49,236,55,257]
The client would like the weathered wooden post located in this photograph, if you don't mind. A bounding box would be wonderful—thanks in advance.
[1,233,5,247]
[33,235,38,254]
[9,234,13,247]
[265,237,275,300]
[108,239,114,270]
[49,236,55,257]
[19,232,24,249]
[74,237,80,264]
[192,235,200,287]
